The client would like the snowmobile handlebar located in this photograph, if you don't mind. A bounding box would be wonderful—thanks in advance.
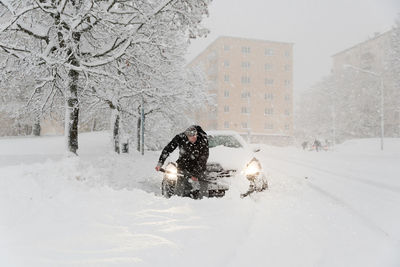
[159,167,184,177]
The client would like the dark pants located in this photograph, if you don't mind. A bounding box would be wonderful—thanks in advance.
[198,178,209,199]
[175,174,190,197]
[175,169,208,199]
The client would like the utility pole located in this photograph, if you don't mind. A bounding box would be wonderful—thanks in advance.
[331,105,336,150]
[379,78,384,151]
[344,64,384,150]
[141,96,145,155]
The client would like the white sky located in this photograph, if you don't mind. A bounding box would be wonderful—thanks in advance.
[186,0,400,95]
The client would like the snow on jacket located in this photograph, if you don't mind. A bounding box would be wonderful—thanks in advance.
[158,126,209,177]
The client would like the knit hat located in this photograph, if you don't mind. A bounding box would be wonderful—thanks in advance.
[184,125,197,137]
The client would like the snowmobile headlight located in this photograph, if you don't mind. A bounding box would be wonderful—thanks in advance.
[165,164,178,181]
[244,158,262,180]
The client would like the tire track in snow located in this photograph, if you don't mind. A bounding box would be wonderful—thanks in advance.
[260,154,395,240]
[265,154,400,195]
[223,201,259,267]
[307,182,390,238]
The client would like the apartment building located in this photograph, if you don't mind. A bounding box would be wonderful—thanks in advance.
[332,31,391,73]
[189,36,294,144]
[331,30,399,136]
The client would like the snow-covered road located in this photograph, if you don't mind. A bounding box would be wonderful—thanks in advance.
[256,144,400,266]
[259,145,400,238]
[1,132,399,267]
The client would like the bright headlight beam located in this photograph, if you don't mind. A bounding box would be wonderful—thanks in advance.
[244,160,261,176]
[165,164,178,181]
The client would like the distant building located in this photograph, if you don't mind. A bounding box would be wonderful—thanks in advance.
[332,30,400,137]
[332,31,391,73]
[189,36,294,145]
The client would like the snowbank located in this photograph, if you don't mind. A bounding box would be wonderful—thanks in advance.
[1,132,399,267]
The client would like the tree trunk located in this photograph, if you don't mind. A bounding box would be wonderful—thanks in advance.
[32,116,41,136]
[64,25,81,155]
[65,56,80,155]
[113,111,120,154]
[91,118,97,132]
[137,116,141,152]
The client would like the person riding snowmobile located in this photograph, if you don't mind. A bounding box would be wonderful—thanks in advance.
[155,125,209,198]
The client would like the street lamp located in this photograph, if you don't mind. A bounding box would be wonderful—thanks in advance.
[247,91,251,143]
[343,64,384,150]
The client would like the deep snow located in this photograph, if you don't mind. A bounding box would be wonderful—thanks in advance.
[1,131,399,267]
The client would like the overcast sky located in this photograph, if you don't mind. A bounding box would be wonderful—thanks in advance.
[186,0,400,95]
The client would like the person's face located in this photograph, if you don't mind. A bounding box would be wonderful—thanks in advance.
[188,135,197,144]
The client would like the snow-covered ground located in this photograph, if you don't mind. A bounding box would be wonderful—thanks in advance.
[1,131,399,267]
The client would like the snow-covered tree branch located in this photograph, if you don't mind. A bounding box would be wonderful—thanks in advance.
[0,0,211,154]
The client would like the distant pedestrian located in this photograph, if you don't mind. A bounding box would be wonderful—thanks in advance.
[322,139,330,151]
[313,139,321,152]
[301,141,308,150]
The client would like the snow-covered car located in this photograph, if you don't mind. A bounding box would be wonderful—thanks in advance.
[161,130,268,198]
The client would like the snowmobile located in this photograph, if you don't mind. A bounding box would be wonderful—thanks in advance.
[160,162,227,199]
[160,160,268,199]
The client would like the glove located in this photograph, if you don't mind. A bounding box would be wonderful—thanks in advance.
[155,162,162,171]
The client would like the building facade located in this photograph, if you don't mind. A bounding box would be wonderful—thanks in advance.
[189,36,294,144]
[331,31,391,73]
[331,30,400,137]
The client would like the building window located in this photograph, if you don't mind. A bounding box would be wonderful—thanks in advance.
[285,50,290,57]
[265,93,274,100]
[241,106,250,114]
[241,91,251,98]
[264,123,274,129]
[285,124,290,130]
[265,79,274,85]
[241,61,251,68]
[241,122,248,129]
[265,48,274,56]
[224,44,230,51]
[284,64,291,71]
[284,109,290,115]
[241,76,251,84]
[395,111,400,120]
[360,52,374,70]
[224,105,230,113]
[285,94,290,101]
[241,46,251,53]
[265,63,273,71]
[285,79,291,86]
[264,108,274,115]
[224,121,230,128]
[224,75,230,82]
[224,60,230,67]
[224,90,230,97]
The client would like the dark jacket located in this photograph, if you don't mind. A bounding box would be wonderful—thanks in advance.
[158,126,209,177]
